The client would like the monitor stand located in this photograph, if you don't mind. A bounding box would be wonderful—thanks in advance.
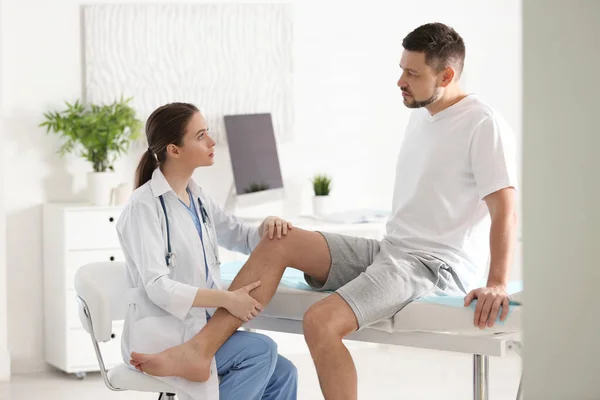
[222,180,285,221]
[224,182,237,215]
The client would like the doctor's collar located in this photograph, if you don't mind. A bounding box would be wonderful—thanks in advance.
[150,167,204,199]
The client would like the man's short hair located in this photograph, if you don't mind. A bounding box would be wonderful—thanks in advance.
[402,22,466,78]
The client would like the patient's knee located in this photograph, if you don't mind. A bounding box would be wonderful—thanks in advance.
[303,304,339,346]
[257,232,289,256]
[304,295,359,348]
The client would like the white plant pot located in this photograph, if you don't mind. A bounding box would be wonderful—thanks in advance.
[312,195,332,216]
[88,171,116,206]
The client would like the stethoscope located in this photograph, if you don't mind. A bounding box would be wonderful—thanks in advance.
[158,193,220,270]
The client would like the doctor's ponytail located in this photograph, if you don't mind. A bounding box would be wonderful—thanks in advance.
[134,149,159,189]
[134,102,200,189]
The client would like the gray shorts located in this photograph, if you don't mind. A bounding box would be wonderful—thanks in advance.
[304,232,466,329]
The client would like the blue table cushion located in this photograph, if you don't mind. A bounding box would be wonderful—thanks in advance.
[220,260,523,317]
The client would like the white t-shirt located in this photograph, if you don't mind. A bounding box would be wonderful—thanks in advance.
[385,94,518,291]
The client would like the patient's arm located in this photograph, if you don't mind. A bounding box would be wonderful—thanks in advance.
[464,187,518,329]
[484,187,517,288]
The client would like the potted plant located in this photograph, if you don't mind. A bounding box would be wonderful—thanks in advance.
[244,181,270,194]
[40,97,143,205]
[311,174,332,216]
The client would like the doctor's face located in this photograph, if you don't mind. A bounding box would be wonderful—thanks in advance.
[179,111,216,168]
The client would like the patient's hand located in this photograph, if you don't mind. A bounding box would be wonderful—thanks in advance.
[464,285,510,329]
[259,216,293,239]
[225,280,264,322]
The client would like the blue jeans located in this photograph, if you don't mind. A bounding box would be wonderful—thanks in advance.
[216,331,297,400]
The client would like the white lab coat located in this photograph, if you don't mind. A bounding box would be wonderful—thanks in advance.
[116,168,261,400]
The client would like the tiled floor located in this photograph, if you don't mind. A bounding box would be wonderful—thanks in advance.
[0,339,521,400]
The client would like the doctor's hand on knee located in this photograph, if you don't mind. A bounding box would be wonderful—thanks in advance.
[259,216,293,240]
[464,285,510,329]
[225,280,264,322]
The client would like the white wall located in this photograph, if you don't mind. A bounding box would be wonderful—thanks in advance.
[1,0,521,372]
[0,0,12,382]
[522,1,600,398]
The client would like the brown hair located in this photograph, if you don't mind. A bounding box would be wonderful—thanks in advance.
[402,22,466,79]
[134,102,199,189]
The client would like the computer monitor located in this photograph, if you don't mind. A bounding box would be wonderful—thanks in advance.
[223,113,284,210]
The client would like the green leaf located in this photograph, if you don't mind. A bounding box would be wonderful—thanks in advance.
[40,96,144,172]
[311,174,332,196]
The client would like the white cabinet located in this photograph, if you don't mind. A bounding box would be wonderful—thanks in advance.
[43,203,125,375]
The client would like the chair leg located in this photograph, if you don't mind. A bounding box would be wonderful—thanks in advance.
[157,394,163,400]
[473,354,489,400]
[166,394,176,400]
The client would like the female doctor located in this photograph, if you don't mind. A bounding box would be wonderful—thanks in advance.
[115,102,298,400]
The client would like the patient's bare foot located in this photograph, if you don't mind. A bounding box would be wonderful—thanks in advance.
[130,340,212,382]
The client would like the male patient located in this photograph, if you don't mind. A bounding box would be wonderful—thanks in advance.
[131,22,518,400]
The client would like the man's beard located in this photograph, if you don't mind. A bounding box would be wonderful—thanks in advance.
[403,85,442,109]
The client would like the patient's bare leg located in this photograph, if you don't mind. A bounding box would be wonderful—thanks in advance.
[130,228,331,382]
[303,294,360,400]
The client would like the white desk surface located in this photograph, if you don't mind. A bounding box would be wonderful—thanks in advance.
[239,215,387,232]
